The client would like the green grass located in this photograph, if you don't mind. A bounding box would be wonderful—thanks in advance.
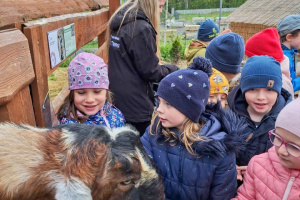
[178,11,232,21]
[48,73,57,81]
[59,56,73,68]
[82,40,98,49]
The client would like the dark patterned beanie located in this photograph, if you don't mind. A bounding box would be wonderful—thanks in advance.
[157,56,212,122]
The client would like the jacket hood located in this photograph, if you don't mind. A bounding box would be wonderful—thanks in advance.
[110,6,154,32]
[227,85,292,117]
[151,103,247,157]
[184,40,207,63]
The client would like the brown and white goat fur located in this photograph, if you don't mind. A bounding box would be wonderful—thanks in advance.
[0,123,164,200]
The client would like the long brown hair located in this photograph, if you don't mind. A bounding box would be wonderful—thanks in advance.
[57,90,113,123]
[105,0,161,59]
[149,112,206,156]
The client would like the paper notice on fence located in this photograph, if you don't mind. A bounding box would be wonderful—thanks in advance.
[47,28,66,68]
[47,23,76,69]
[63,24,76,57]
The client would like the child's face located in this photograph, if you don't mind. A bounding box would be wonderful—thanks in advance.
[156,97,187,131]
[287,32,300,49]
[245,88,278,118]
[208,93,227,108]
[74,88,107,116]
[274,127,300,170]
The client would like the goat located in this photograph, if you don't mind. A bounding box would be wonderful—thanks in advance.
[0,123,164,200]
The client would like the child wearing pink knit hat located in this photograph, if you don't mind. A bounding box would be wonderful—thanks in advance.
[57,52,125,128]
[233,98,300,200]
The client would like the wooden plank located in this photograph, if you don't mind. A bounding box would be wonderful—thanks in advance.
[24,25,50,127]
[0,0,109,28]
[109,0,120,17]
[23,9,109,75]
[0,86,36,125]
[52,86,70,115]
[98,30,106,48]
[95,43,108,64]
[0,29,35,105]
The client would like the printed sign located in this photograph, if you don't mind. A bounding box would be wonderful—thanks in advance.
[47,23,76,68]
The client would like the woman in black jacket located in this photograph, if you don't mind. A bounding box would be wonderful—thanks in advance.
[106,0,179,135]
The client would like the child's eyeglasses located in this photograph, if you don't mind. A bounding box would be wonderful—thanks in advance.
[268,129,300,157]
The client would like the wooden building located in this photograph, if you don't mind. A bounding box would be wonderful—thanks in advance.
[224,0,300,42]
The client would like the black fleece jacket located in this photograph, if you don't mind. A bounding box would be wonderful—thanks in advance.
[108,7,178,123]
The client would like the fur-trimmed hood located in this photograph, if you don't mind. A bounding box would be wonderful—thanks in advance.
[151,103,248,158]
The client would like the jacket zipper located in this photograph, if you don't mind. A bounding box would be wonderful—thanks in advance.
[282,176,295,200]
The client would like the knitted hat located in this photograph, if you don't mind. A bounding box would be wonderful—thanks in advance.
[197,19,219,42]
[209,68,229,96]
[240,56,282,94]
[245,28,284,62]
[205,32,245,74]
[157,56,212,123]
[68,52,109,90]
[275,97,300,137]
[277,14,300,37]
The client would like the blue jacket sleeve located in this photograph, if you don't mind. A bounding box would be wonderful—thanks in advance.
[292,77,300,92]
[209,152,237,200]
[140,126,154,158]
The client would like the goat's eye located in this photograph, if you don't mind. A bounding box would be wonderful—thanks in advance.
[120,180,133,185]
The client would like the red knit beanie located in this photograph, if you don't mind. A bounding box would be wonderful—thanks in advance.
[245,28,284,62]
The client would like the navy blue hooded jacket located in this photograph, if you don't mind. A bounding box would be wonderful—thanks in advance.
[227,85,292,166]
[141,105,247,200]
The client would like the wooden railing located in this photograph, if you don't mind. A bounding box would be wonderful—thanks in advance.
[0,0,120,127]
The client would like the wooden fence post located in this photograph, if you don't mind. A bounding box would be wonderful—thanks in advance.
[0,29,36,125]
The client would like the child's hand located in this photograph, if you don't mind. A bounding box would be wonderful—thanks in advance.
[236,165,247,181]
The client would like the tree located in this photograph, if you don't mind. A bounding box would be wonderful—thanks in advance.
[169,36,182,63]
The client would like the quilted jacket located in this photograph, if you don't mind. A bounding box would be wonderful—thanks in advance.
[141,105,247,200]
[233,147,300,200]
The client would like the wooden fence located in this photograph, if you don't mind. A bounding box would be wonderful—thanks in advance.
[0,0,120,127]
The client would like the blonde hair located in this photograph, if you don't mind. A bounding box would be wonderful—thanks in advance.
[150,112,206,156]
[57,90,113,123]
[106,0,161,58]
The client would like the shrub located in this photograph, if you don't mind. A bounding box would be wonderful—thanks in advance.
[169,36,182,63]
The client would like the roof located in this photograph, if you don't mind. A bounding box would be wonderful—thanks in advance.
[0,0,109,28]
[224,0,300,26]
